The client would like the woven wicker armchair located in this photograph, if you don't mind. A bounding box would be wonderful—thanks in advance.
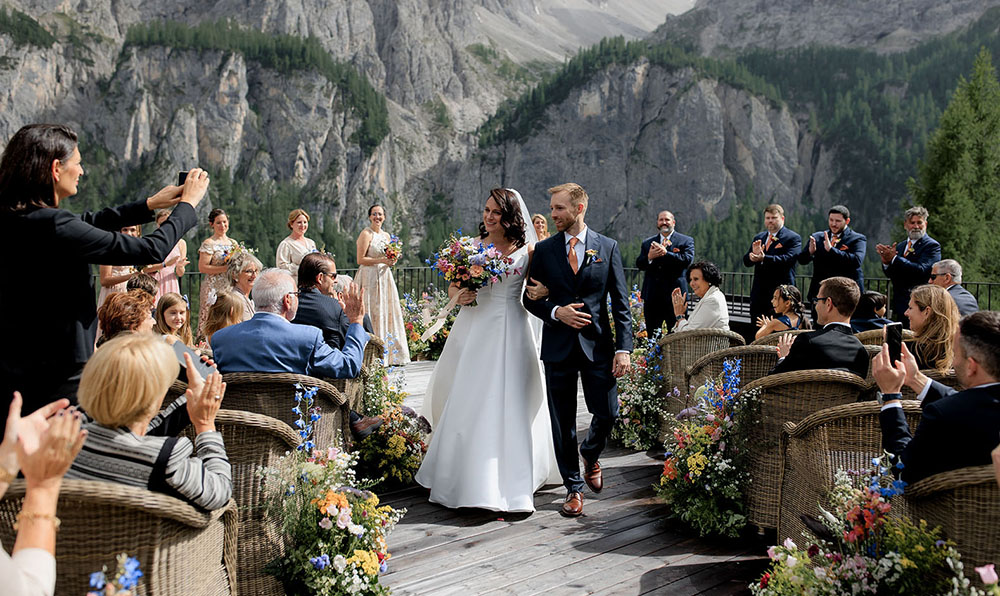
[222,372,349,450]
[685,345,779,392]
[327,335,385,412]
[854,328,915,346]
[0,479,237,595]
[657,328,745,416]
[749,329,811,346]
[904,465,1000,572]
[743,369,869,530]
[779,401,923,542]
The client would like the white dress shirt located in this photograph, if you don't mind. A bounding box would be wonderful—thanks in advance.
[550,227,589,321]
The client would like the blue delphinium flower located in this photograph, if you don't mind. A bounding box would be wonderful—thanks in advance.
[310,554,331,570]
[119,557,143,589]
[89,571,107,589]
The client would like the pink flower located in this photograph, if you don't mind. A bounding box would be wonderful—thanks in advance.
[319,516,333,530]
[767,546,777,560]
[976,564,999,585]
[337,508,352,529]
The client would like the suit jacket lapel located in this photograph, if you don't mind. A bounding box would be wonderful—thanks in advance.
[554,231,575,281]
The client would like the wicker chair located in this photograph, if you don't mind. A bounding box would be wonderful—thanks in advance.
[854,328,915,345]
[749,329,811,346]
[743,369,870,530]
[657,328,745,418]
[162,378,188,410]
[222,372,349,450]
[685,345,779,391]
[0,480,237,595]
[326,335,385,412]
[779,401,923,541]
[905,465,1000,572]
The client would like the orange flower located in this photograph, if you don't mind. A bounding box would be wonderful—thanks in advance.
[470,265,484,277]
[313,490,350,514]
[662,457,678,480]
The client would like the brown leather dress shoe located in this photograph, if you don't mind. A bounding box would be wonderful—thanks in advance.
[582,457,603,493]
[350,415,383,440]
[561,492,584,517]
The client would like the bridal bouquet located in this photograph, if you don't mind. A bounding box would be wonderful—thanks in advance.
[215,239,257,264]
[427,231,516,298]
[383,234,403,263]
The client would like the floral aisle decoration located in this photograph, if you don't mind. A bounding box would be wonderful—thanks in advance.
[654,359,759,537]
[611,327,667,450]
[87,553,143,595]
[752,457,989,595]
[401,290,457,360]
[261,385,405,596]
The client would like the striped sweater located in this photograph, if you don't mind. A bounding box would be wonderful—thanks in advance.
[67,397,232,511]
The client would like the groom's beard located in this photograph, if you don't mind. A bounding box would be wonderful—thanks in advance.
[659,225,673,236]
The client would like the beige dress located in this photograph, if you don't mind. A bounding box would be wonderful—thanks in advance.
[275,236,317,278]
[356,229,410,365]
[198,237,236,336]
[97,265,132,311]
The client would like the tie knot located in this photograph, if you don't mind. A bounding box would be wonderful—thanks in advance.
[569,237,579,248]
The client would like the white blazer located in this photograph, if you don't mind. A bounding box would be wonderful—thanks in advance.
[674,285,730,332]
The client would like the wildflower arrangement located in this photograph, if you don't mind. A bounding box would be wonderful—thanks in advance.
[401,290,456,360]
[356,362,431,489]
[426,231,516,306]
[628,286,648,340]
[383,234,403,263]
[611,328,667,451]
[87,554,143,595]
[262,386,404,596]
[654,359,758,537]
[752,457,990,594]
[214,239,257,264]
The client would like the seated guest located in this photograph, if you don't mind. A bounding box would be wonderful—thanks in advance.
[67,334,232,511]
[212,268,368,379]
[154,292,194,348]
[851,291,893,332]
[929,259,979,316]
[95,290,156,346]
[670,260,729,332]
[755,284,811,340]
[874,312,1000,484]
[199,291,245,347]
[227,251,261,322]
[771,276,869,378]
[126,272,159,301]
[905,284,960,372]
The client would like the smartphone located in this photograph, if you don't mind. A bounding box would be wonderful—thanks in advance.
[885,322,903,365]
[178,171,188,186]
[170,340,217,381]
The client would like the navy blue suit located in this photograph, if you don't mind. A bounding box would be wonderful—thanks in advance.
[742,227,801,323]
[635,231,694,335]
[212,312,368,379]
[524,228,632,493]
[292,287,373,350]
[799,227,867,303]
[883,235,941,323]
[947,284,980,317]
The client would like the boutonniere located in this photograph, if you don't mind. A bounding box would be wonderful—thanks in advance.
[585,249,601,263]
[665,239,672,247]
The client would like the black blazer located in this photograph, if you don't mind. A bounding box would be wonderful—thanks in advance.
[770,323,869,378]
[798,227,867,301]
[635,231,694,302]
[524,229,632,363]
[947,284,980,317]
[292,287,373,350]
[742,226,801,308]
[0,200,196,410]
[880,381,1000,484]
[884,235,941,317]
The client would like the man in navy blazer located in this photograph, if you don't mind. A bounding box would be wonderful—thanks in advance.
[930,259,980,317]
[873,312,1000,484]
[213,268,368,380]
[742,204,801,324]
[799,205,866,315]
[875,206,941,325]
[292,252,373,350]
[635,210,694,335]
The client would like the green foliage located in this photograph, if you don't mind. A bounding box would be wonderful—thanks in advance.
[425,97,452,131]
[418,193,460,260]
[124,19,388,154]
[907,48,1000,282]
[0,6,55,48]
[205,168,301,260]
[466,43,498,63]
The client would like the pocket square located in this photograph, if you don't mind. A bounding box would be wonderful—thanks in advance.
[774,243,783,249]
[672,247,680,253]
[839,244,849,251]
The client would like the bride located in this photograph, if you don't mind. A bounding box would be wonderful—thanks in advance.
[415,188,560,512]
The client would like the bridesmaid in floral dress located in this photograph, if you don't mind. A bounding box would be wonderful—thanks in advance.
[355,204,410,365]
[197,209,236,337]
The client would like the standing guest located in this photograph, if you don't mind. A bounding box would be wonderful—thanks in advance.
[95,290,156,347]
[743,204,801,323]
[226,251,262,322]
[126,272,158,301]
[905,284,960,372]
[799,205,867,317]
[670,261,729,332]
[356,204,410,364]
[199,291,245,348]
[851,291,893,332]
[876,206,941,325]
[755,284,811,340]
[96,225,142,310]
[149,208,188,298]
[635,210,695,335]
[0,123,207,429]
[531,213,550,241]
[0,393,86,596]
[155,292,195,348]
[197,208,236,337]
[929,259,979,316]
[275,208,317,277]
[771,276,869,378]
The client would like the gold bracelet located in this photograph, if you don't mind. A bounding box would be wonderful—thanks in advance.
[14,511,61,532]
[0,466,15,484]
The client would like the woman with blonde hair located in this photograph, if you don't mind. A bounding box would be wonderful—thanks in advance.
[155,292,194,347]
[66,334,232,511]
[199,291,245,347]
[905,284,960,372]
[276,208,317,276]
[531,213,550,241]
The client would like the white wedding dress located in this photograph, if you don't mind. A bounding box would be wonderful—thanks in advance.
[415,245,561,512]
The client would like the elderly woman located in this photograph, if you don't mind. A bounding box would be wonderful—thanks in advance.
[276,208,317,276]
[905,284,960,372]
[67,334,232,511]
[227,250,262,322]
[671,260,729,332]
[96,289,157,346]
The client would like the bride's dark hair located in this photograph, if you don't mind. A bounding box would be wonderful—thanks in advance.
[479,188,526,248]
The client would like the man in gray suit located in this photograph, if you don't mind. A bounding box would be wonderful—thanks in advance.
[929,259,979,316]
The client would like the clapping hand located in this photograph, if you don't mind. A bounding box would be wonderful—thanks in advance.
[17,406,86,489]
[183,353,226,434]
[756,315,772,329]
[524,278,549,301]
[2,393,74,479]
[776,332,796,359]
[341,282,367,325]
[749,239,764,263]
[648,242,668,259]
[671,287,687,317]
[808,235,817,255]
[875,243,897,265]
[823,231,834,252]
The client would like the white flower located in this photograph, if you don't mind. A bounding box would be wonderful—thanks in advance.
[333,554,347,572]
[786,555,798,568]
[783,537,797,550]
[814,567,827,580]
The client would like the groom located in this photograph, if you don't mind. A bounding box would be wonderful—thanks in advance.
[524,182,632,517]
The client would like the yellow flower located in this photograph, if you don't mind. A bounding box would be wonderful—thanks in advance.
[347,549,380,576]
[387,434,406,458]
[900,557,916,569]
[687,452,708,477]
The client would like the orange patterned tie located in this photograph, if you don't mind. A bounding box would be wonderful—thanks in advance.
[568,237,579,274]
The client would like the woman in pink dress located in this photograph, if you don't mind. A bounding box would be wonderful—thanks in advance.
[150,208,189,299]
[96,225,141,311]
[355,204,410,365]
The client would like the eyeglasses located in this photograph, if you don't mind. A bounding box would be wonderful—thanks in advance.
[321,271,338,279]
[929,273,941,279]
[244,268,261,276]
[286,291,301,297]
[815,296,831,304]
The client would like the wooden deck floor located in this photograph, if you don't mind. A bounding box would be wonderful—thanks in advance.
[382,362,767,595]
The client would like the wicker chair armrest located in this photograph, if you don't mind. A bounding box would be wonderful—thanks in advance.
[214,409,301,448]
[657,328,745,348]
[686,345,778,380]
[222,371,346,406]
[782,400,922,438]
[744,369,868,393]
[904,465,997,498]
[750,329,810,346]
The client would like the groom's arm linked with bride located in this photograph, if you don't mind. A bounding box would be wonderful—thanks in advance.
[522,182,633,518]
